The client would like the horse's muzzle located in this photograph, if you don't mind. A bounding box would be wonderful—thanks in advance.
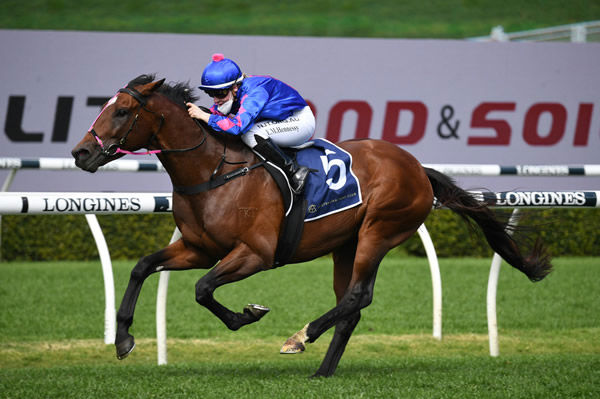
[72,142,103,172]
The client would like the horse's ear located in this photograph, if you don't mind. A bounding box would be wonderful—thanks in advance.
[152,78,166,91]
[139,78,165,95]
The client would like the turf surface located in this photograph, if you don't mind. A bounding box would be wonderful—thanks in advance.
[1,257,598,398]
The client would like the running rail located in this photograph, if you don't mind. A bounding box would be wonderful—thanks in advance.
[2,191,599,215]
[3,157,600,176]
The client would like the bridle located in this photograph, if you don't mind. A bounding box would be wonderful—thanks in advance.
[88,86,206,157]
[88,84,256,195]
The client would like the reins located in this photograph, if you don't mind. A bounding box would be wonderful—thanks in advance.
[90,84,264,195]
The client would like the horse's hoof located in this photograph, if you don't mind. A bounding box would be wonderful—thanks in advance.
[280,338,305,354]
[244,304,270,320]
[116,336,135,360]
[280,323,309,354]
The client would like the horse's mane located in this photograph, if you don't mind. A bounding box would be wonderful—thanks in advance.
[127,74,199,108]
[126,74,244,150]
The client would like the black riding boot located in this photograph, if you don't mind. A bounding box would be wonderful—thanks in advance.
[253,136,310,195]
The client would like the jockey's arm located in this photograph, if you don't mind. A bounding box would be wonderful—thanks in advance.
[186,103,210,123]
[207,88,269,136]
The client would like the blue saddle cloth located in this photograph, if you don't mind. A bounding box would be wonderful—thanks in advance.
[296,139,363,221]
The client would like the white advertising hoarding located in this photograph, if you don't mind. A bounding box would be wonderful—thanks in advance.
[1,29,599,191]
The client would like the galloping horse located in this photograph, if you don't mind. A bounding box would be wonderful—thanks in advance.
[72,75,552,377]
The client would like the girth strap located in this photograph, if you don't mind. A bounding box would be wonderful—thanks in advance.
[173,159,304,267]
[173,162,265,195]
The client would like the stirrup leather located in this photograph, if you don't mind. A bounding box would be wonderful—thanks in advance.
[253,136,309,195]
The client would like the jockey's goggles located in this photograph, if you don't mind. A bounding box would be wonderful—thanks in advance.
[203,88,231,99]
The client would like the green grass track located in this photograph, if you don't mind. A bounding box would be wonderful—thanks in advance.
[1,256,598,398]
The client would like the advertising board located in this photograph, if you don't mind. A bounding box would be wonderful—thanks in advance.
[1,30,598,191]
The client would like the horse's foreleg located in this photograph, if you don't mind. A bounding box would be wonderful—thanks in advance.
[194,244,270,331]
[115,253,155,359]
[115,240,213,360]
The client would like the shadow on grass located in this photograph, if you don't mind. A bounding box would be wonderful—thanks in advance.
[3,355,599,399]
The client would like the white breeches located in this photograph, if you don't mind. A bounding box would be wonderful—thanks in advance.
[241,106,315,148]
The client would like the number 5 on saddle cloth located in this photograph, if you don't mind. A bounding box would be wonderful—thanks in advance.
[266,138,363,266]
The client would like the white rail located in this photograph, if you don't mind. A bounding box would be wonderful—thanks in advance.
[0,192,172,214]
[3,191,598,213]
[3,157,600,176]
[470,20,600,43]
[424,164,600,177]
[0,157,165,172]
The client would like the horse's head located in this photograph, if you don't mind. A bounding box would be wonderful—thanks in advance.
[72,76,166,172]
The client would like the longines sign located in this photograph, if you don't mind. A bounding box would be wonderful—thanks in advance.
[492,191,595,207]
[0,193,172,214]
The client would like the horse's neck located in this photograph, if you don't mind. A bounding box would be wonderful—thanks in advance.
[157,121,255,188]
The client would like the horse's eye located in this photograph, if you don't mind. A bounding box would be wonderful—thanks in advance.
[115,109,129,118]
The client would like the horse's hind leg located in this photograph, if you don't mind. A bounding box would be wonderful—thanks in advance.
[312,312,361,377]
[312,242,362,377]
[115,240,214,360]
[281,238,370,377]
[282,223,420,377]
[281,241,360,377]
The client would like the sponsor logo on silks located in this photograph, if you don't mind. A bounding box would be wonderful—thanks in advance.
[494,191,591,207]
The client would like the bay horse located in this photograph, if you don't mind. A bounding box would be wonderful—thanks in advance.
[71,75,551,377]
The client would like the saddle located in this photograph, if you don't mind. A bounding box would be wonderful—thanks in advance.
[174,139,362,268]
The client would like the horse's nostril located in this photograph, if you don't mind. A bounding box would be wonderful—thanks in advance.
[72,148,90,161]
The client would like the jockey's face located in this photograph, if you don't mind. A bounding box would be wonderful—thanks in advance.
[213,86,238,105]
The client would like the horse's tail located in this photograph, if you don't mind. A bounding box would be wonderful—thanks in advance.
[424,167,552,282]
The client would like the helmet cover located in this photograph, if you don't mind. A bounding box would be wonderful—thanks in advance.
[199,53,243,90]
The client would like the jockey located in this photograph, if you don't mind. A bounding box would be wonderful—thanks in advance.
[187,53,314,195]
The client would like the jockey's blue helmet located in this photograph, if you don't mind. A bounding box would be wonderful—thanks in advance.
[198,53,243,90]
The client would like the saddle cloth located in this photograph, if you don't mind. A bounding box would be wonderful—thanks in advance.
[297,138,363,221]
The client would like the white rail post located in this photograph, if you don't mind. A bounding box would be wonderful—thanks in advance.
[417,223,443,340]
[156,226,182,365]
[486,208,520,357]
[0,169,18,261]
[1,169,17,192]
[85,214,116,344]
[491,25,509,41]
[571,24,587,42]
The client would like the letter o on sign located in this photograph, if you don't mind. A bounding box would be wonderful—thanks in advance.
[523,103,566,146]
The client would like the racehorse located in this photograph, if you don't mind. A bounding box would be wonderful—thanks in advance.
[71,75,552,377]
